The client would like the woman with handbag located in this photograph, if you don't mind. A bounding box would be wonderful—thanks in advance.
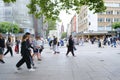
[66,35,76,57]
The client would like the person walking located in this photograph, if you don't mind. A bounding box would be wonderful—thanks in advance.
[32,36,43,61]
[25,32,36,68]
[4,36,13,57]
[66,35,75,57]
[16,35,35,72]
[15,37,20,54]
[0,33,5,63]
[53,36,59,54]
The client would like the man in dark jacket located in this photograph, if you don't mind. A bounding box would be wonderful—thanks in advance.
[66,35,75,57]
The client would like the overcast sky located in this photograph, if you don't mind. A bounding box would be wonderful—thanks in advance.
[58,10,76,31]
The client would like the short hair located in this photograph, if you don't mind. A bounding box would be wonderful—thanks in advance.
[25,32,30,35]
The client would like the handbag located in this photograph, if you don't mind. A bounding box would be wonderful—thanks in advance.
[14,45,18,52]
[66,44,69,47]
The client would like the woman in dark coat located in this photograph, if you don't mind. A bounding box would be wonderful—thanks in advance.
[66,35,75,57]
[16,35,35,72]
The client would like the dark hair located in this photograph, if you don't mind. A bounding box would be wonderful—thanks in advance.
[22,35,28,42]
[8,37,11,42]
[69,35,72,38]
[25,32,30,35]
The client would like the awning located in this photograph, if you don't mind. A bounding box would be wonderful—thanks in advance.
[76,31,115,36]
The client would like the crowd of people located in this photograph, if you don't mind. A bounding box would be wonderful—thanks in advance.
[0,32,120,72]
[0,32,76,72]
[90,36,120,48]
[0,32,45,72]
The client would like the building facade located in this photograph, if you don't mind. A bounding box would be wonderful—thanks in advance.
[0,0,35,34]
[68,14,77,37]
[77,0,120,38]
[66,23,72,38]
[14,0,34,34]
[0,0,4,22]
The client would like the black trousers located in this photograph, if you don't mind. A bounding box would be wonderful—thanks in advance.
[16,55,31,69]
[66,47,75,56]
[4,46,13,56]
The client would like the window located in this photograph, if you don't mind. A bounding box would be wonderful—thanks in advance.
[98,12,103,15]
[117,11,120,15]
[98,26,105,31]
[114,18,120,22]
[106,26,111,31]
[106,11,113,15]
[4,3,11,6]
[5,10,11,16]
[98,18,104,22]
[106,18,113,22]
[114,10,120,15]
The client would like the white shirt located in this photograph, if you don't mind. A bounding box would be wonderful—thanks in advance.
[34,40,43,47]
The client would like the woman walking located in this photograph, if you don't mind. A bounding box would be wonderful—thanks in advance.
[32,36,43,61]
[66,35,76,57]
[0,33,5,63]
[16,35,35,72]
[4,36,13,57]
[15,38,20,54]
[53,37,59,54]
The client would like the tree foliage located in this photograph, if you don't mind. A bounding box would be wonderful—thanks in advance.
[112,22,120,29]
[0,22,20,34]
[61,32,67,39]
[46,20,56,36]
[3,0,16,3]
[3,0,106,21]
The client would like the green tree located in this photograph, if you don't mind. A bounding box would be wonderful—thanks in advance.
[46,20,56,36]
[61,32,67,39]
[3,0,106,20]
[0,22,20,34]
[112,22,120,29]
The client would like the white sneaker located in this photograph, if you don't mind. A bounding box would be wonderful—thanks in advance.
[17,67,22,70]
[15,67,22,73]
[28,68,35,72]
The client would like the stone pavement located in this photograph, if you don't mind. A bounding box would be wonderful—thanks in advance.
[0,42,120,80]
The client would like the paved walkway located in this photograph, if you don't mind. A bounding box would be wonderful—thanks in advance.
[0,42,120,80]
